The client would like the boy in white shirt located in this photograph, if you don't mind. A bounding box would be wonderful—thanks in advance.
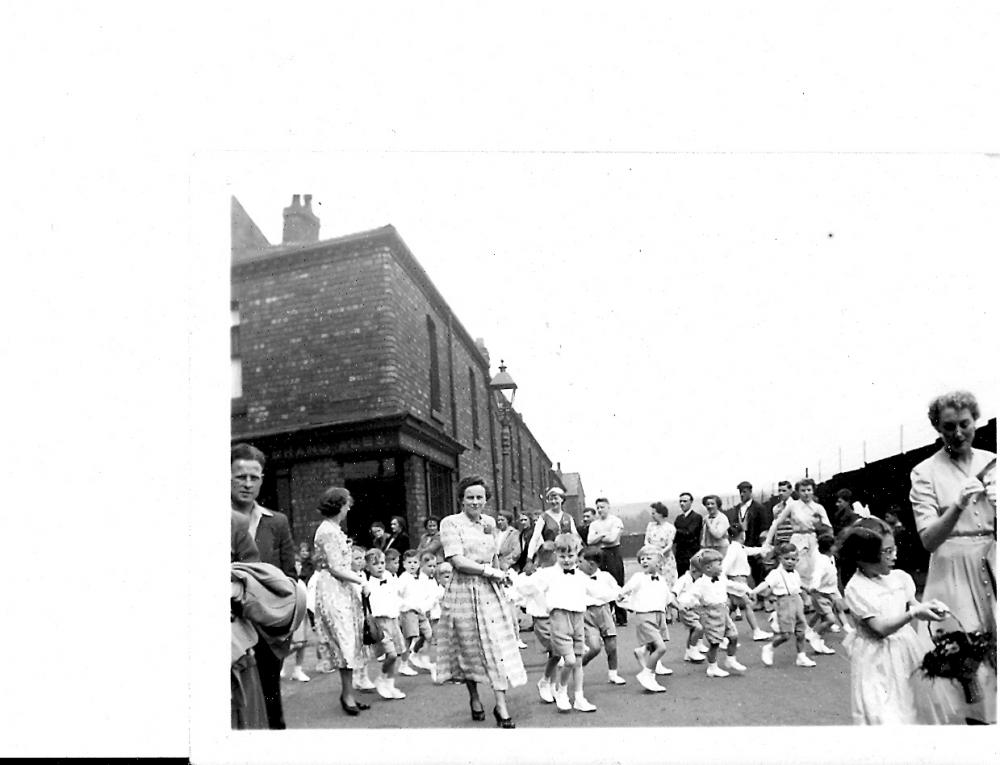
[671,556,706,663]
[577,546,627,685]
[750,543,816,668]
[803,534,842,654]
[348,545,377,690]
[400,551,439,673]
[511,542,560,702]
[365,548,407,699]
[520,534,601,712]
[722,526,773,641]
[617,545,674,692]
[678,548,752,677]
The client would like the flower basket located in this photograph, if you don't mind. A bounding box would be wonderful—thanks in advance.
[918,614,996,704]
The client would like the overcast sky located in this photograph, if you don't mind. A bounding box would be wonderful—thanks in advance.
[229,151,997,505]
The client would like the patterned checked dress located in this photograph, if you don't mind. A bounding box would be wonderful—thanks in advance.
[434,512,527,690]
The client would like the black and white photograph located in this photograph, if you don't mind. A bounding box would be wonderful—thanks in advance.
[2,2,998,763]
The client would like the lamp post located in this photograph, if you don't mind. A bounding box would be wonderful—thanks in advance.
[489,360,518,517]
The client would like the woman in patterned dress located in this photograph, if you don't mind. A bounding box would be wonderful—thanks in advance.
[435,475,527,728]
[909,390,996,724]
[313,486,372,715]
[644,502,678,588]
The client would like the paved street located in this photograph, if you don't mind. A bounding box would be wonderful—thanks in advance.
[283,562,851,729]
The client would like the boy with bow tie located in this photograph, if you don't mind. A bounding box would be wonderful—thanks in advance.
[617,546,677,692]
[577,546,627,686]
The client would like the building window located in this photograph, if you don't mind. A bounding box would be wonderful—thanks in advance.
[427,316,441,412]
[231,302,243,399]
[469,368,480,442]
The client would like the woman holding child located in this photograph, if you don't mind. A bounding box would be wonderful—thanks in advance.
[435,475,526,728]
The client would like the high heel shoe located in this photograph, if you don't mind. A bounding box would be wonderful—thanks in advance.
[469,700,486,721]
[493,706,515,729]
[340,697,369,716]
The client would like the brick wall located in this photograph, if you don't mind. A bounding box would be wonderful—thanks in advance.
[289,457,344,546]
[233,243,400,436]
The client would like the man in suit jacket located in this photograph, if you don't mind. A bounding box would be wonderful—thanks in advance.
[727,481,772,588]
[231,442,295,730]
[673,491,703,575]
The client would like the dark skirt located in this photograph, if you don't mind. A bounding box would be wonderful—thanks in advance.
[231,650,268,729]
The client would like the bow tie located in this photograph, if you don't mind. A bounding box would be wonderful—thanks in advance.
[590,575,598,580]
[649,575,659,581]
[711,576,719,583]
[563,568,576,575]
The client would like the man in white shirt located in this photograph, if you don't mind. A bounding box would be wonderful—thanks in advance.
[588,497,627,625]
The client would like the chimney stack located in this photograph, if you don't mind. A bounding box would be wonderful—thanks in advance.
[282,193,320,245]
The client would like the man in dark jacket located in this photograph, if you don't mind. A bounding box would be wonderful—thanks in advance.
[231,442,295,730]
[674,492,703,575]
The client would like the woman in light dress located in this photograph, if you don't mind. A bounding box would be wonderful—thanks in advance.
[312,486,372,715]
[644,501,678,588]
[909,390,996,725]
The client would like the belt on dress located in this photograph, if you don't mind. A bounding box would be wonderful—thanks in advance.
[601,545,621,551]
[948,530,995,538]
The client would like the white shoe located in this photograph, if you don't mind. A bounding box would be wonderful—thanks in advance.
[706,663,730,678]
[811,641,836,655]
[696,641,710,653]
[752,629,773,641]
[573,695,597,712]
[795,653,817,667]
[375,677,395,699]
[654,661,674,676]
[537,677,555,703]
[408,653,430,670]
[633,646,648,671]
[804,627,818,642]
[354,677,376,691]
[291,667,310,682]
[761,643,774,667]
[724,656,747,672]
[719,637,729,650]
[636,670,666,693]
[829,623,842,633]
[517,640,528,649]
[607,672,627,685]
[398,662,419,676]
[684,647,706,662]
[554,688,572,712]
[429,667,437,683]
[389,680,406,699]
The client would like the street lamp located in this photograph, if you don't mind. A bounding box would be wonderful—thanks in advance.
[489,360,518,517]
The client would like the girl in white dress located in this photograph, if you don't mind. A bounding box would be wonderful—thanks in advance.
[839,520,958,725]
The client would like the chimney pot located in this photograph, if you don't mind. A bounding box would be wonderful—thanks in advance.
[282,193,320,245]
[291,194,301,207]
[304,194,312,209]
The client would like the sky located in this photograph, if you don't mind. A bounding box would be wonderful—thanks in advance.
[2,2,998,761]
[228,151,998,505]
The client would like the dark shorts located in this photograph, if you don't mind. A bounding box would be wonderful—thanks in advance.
[549,608,586,657]
[400,609,432,641]
[583,603,617,640]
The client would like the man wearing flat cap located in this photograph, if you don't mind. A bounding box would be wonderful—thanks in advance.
[726,481,772,589]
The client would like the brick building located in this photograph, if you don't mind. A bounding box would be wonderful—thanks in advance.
[231,195,567,546]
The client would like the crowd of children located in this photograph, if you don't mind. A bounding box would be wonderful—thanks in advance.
[284,500,963,727]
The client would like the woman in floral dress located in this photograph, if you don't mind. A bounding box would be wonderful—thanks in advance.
[435,475,526,728]
[313,486,371,715]
[644,501,678,588]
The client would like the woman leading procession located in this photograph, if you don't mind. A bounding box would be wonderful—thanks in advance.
[434,476,527,727]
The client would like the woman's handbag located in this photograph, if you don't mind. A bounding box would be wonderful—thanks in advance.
[361,593,383,646]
